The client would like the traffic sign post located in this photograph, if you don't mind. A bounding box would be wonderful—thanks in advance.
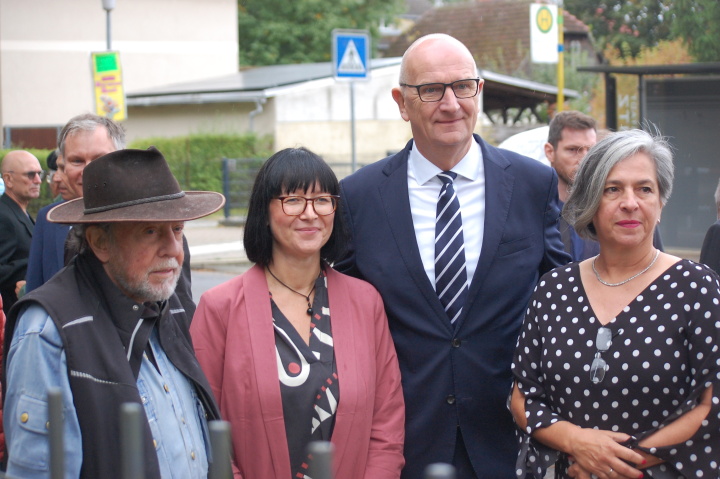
[332,29,370,173]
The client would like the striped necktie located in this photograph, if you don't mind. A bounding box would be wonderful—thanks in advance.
[435,171,469,324]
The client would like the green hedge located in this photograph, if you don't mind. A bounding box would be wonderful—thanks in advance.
[1,132,273,218]
[128,133,273,192]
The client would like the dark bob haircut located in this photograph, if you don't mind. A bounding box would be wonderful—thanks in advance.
[243,147,348,266]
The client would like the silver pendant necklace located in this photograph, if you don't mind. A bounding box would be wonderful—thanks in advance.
[592,249,660,287]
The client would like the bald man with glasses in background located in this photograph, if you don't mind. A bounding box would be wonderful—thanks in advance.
[0,150,43,314]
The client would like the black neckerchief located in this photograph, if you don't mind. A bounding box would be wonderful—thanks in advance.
[89,253,163,379]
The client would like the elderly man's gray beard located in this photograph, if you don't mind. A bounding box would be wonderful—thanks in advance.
[107,256,181,303]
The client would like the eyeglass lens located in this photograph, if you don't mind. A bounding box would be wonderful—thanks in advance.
[21,171,44,180]
[281,196,337,216]
[590,327,613,384]
[418,79,478,102]
[569,146,592,156]
[9,170,44,180]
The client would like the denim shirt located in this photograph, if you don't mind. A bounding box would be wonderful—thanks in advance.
[5,304,210,479]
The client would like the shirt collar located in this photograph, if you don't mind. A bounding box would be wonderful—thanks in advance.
[408,139,483,186]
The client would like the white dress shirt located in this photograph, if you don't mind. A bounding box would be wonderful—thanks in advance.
[407,141,485,287]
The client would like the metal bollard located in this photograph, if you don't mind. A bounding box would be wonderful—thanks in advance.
[306,440,334,479]
[208,420,233,479]
[424,462,456,479]
[47,388,64,479]
[120,402,145,479]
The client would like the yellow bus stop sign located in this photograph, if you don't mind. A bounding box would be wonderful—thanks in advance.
[91,51,126,121]
[536,6,553,33]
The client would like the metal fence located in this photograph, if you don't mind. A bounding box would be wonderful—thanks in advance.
[8,389,456,479]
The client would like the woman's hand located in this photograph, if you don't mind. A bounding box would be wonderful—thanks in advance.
[565,429,645,479]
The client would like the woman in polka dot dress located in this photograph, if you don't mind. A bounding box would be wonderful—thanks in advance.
[509,129,720,479]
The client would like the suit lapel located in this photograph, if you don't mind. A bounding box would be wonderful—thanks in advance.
[242,265,292,476]
[2,194,34,235]
[378,144,452,330]
[460,138,514,321]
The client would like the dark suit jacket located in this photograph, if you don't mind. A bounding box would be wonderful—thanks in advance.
[0,194,34,315]
[336,135,570,478]
[559,215,600,261]
[25,201,70,293]
[700,220,720,275]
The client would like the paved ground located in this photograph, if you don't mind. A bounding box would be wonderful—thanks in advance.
[185,219,249,272]
[184,219,251,297]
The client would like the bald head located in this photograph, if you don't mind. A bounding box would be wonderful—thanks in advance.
[2,150,38,174]
[399,34,477,85]
[1,150,42,210]
[392,33,482,169]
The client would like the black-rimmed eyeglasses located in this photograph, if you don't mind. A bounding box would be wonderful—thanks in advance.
[399,78,480,102]
[9,170,45,181]
[590,326,615,384]
[275,195,339,216]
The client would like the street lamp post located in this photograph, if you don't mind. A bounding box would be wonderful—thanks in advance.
[102,0,116,51]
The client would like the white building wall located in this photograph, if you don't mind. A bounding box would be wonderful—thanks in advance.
[122,64,481,172]
[0,0,238,141]
[125,102,275,143]
[272,65,413,168]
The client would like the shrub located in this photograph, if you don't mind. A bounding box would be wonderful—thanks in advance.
[129,133,273,192]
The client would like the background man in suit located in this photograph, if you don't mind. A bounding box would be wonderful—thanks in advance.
[25,113,124,293]
[0,150,42,314]
[336,34,570,478]
[545,111,600,261]
[699,177,720,274]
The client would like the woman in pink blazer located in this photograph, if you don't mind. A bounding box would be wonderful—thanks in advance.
[191,148,405,479]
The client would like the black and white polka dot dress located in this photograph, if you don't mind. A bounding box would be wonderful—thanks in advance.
[512,259,720,478]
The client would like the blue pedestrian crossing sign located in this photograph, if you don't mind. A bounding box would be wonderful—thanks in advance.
[332,29,370,81]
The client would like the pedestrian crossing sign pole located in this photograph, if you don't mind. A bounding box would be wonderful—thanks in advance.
[332,29,370,173]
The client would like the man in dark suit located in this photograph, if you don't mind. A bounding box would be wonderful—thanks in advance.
[544,111,600,261]
[0,150,43,314]
[335,34,570,478]
[25,114,124,293]
[700,177,720,275]
[25,153,73,292]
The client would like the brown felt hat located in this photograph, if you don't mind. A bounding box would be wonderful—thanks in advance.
[47,146,225,223]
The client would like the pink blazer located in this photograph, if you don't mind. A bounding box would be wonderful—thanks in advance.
[191,265,405,479]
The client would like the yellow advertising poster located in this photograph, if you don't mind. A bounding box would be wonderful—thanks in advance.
[91,51,126,121]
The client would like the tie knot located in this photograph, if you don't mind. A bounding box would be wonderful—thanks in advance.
[438,171,457,185]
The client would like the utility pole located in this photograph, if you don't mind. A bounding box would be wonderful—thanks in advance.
[102,0,116,50]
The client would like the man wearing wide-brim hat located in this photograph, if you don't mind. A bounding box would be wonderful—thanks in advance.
[3,147,225,479]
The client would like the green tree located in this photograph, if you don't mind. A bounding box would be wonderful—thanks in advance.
[564,0,673,58]
[238,0,405,66]
[670,0,720,62]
